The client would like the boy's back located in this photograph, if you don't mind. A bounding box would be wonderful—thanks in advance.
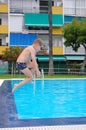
[17,46,35,63]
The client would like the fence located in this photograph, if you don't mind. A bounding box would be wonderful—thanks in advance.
[0,60,8,74]
[0,63,86,76]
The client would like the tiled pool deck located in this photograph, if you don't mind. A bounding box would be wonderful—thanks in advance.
[0,79,86,130]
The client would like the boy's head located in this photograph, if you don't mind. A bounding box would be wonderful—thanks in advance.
[33,38,44,52]
[34,38,43,47]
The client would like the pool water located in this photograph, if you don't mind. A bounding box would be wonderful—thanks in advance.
[11,79,86,119]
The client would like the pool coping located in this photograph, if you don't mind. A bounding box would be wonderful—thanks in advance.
[0,125,86,130]
[0,79,86,129]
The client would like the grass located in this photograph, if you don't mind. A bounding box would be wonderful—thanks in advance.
[0,74,86,79]
[44,74,86,78]
[0,74,25,79]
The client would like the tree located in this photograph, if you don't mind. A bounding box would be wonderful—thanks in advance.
[77,19,86,71]
[63,18,86,72]
[48,0,54,75]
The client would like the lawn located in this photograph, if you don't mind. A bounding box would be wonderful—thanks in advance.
[0,74,86,79]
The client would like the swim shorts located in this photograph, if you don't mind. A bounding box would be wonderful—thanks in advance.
[16,62,27,70]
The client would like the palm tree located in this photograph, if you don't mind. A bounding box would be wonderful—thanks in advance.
[48,0,54,75]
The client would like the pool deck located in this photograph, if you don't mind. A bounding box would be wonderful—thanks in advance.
[0,79,86,130]
[0,125,86,130]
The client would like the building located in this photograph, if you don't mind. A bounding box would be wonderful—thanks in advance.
[0,0,8,54]
[9,0,63,56]
[0,0,86,73]
[64,0,86,55]
[9,0,86,55]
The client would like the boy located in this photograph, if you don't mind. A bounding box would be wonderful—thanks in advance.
[12,38,44,92]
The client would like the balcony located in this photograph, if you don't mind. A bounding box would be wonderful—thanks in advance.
[64,8,86,17]
[28,30,49,34]
[10,7,39,14]
[0,0,8,4]
[24,13,63,27]
[52,27,63,35]
[53,46,63,55]
[52,6,63,14]
[0,4,8,13]
[0,25,8,34]
[0,46,8,55]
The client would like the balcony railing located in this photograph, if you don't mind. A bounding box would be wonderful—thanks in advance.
[28,30,49,34]
[0,46,8,55]
[10,6,48,14]
[64,8,86,17]
[0,0,8,4]
[0,4,8,13]
[10,7,40,14]
[0,25,8,34]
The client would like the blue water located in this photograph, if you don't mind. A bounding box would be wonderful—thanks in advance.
[11,79,86,119]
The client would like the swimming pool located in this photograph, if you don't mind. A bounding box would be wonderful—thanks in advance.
[11,79,86,119]
[0,79,86,128]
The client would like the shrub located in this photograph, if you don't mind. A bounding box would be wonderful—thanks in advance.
[2,46,23,62]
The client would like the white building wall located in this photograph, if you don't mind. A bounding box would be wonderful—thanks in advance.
[10,14,24,33]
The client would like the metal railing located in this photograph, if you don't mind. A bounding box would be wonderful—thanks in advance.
[10,7,48,14]
[0,67,86,75]
[0,0,8,4]
[64,8,86,17]
[0,60,86,75]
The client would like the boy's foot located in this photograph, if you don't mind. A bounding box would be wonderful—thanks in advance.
[12,84,18,93]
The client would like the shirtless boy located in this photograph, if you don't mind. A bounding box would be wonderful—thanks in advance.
[12,38,43,92]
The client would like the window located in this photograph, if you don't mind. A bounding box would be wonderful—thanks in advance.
[0,39,2,46]
[0,19,2,25]
[40,0,54,13]
[56,0,63,6]
[28,26,49,30]
[53,36,63,47]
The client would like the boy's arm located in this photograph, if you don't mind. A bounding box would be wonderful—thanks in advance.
[30,50,40,73]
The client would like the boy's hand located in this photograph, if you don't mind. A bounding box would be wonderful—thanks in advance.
[36,70,41,78]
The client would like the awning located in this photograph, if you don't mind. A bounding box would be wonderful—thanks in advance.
[64,15,83,23]
[36,55,85,62]
[24,13,63,27]
[66,56,85,61]
[37,56,66,62]
[10,33,37,47]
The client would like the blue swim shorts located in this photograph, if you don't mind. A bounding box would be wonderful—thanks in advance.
[16,62,27,70]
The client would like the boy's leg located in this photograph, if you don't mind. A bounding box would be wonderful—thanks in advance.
[12,68,33,93]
